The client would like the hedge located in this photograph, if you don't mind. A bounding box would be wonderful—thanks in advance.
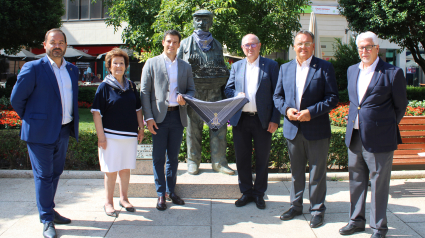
[0,126,348,171]
[406,86,425,101]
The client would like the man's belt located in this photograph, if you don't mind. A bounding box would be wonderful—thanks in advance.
[167,106,179,111]
[242,112,257,116]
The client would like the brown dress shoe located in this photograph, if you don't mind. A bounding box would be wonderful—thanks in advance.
[156,196,167,211]
[166,193,185,205]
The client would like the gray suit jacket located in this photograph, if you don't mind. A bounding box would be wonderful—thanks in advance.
[140,54,196,127]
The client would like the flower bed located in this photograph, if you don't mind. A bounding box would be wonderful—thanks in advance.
[329,100,425,127]
[0,100,93,129]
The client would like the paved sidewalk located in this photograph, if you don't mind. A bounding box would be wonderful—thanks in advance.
[0,177,424,238]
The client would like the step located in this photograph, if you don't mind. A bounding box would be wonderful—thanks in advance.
[115,163,242,199]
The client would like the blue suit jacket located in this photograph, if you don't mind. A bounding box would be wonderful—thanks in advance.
[273,56,339,140]
[345,58,408,153]
[224,56,281,129]
[11,56,79,144]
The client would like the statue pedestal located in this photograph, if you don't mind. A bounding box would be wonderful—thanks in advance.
[131,144,154,175]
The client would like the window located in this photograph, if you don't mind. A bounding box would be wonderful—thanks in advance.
[62,0,108,21]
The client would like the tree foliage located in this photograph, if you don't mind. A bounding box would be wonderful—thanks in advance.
[104,0,309,60]
[338,0,425,72]
[0,0,64,54]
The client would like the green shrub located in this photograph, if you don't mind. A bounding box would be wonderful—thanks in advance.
[329,38,360,92]
[339,89,349,103]
[406,86,425,101]
[0,87,12,98]
[0,126,350,171]
[78,87,98,103]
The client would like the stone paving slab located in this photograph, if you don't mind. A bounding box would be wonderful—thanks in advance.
[0,177,425,237]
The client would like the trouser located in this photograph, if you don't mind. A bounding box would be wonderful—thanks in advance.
[27,123,71,223]
[233,113,272,197]
[186,88,228,167]
[152,110,184,197]
[348,129,394,236]
[287,130,329,216]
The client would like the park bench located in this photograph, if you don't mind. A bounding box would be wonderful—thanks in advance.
[394,116,425,165]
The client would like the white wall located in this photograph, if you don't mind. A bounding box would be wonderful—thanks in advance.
[61,21,126,45]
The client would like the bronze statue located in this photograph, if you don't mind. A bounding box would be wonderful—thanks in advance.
[177,10,234,175]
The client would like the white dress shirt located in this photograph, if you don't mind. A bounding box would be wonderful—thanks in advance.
[354,57,380,129]
[295,55,313,111]
[47,56,73,125]
[163,53,179,107]
[242,56,260,112]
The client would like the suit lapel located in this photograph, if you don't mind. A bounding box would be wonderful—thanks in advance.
[302,56,318,95]
[289,60,297,100]
[350,65,361,106]
[160,56,170,84]
[360,58,384,105]
[256,57,265,92]
[41,56,61,99]
[177,58,184,93]
[240,59,247,93]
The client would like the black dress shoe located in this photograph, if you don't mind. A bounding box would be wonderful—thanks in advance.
[53,210,71,224]
[310,215,324,228]
[235,194,253,207]
[119,201,135,212]
[253,196,266,209]
[43,222,57,238]
[339,223,365,235]
[371,233,385,238]
[167,193,185,205]
[280,207,302,220]
[156,196,167,211]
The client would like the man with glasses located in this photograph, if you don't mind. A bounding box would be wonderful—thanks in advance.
[274,30,338,228]
[224,34,280,209]
[339,31,407,238]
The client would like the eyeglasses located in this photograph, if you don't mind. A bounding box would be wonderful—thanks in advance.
[295,42,313,48]
[357,45,376,52]
[242,43,258,49]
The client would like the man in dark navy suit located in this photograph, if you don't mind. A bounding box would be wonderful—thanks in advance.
[11,29,79,238]
[274,30,338,228]
[225,34,280,209]
[339,31,407,238]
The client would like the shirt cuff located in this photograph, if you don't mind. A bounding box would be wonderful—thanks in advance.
[145,118,153,121]
[90,109,102,117]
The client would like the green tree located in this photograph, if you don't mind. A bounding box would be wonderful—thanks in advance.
[104,0,310,60]
[0,0,64,54]
[338,0,425,72]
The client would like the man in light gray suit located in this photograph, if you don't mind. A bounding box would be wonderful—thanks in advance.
[141,30,196,211]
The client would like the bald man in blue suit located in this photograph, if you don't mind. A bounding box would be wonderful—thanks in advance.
[11,29,79,238]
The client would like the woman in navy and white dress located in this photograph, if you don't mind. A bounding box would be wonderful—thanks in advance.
[92,48,144,217]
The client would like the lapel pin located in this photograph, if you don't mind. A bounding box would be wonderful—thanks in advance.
[313,64,316,67]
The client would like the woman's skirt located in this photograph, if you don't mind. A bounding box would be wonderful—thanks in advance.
[98,136,137,173]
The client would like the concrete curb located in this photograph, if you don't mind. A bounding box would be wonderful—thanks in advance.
[1,169,424,180]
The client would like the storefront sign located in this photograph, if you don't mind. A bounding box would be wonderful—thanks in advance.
[302,5,340,15]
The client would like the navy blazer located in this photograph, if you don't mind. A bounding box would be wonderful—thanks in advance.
[224,56,281,129]
[345,58,408,153]
[273,56,339,140]
[11,56,79,144]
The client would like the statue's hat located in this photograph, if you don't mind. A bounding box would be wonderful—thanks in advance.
[193,10,214,18]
